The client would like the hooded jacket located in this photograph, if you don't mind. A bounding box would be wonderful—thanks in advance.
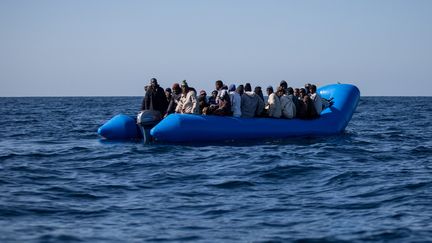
[241,92,264,118]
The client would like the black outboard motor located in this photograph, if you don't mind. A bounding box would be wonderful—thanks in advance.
[137,110,162,144]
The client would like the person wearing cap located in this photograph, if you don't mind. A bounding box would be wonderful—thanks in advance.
[265,86,282,118]
[165,83,182,116]
[198,90,209,114]
[141,78,168,116]
[228,84,241,117]
[175,80,199,114]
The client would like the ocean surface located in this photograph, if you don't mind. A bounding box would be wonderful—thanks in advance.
[0,96,431,242]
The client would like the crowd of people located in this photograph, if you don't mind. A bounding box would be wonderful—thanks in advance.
[141,78,332,120]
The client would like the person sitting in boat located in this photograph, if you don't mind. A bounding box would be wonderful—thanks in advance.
[215,80,224,103]
[198,90,209,114]
[165,83,182,117]
[279,86,296,119]
[254,86,264,102]
[265,86,282,118]
[141,78,168,116]
[175,80,199,114]
[229,84,242,117]
[304,83,312,95]
[297,95,318,119]
[165,88,172,104]
[287,87,299,116]
[299,88,307,100]
[308,84,323,115]
[280,80,288,92]
[294,88,300,99]
[208,90,218,106]
[213,90,232,116]
[241,84,264,118]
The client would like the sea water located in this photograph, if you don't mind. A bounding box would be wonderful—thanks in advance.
[0,97,431,242]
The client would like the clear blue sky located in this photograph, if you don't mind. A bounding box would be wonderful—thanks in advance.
[1,0,431,96]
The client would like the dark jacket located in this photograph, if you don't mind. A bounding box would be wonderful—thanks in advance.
[166,92,182,115]
[141,86,168,115]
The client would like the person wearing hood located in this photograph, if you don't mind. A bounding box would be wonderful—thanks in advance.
[265,86,282,118]
[279,87,296,119]
[308,84,323,115]
[141,78,168,116]
[175,80,199,114]
[229,84,242,117]
[241,84,264,118]
[254,86,264,101]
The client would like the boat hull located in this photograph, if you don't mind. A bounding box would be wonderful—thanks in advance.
[97,84,360,143]
[150,84,360,142]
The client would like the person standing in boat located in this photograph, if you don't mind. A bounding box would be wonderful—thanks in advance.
[141,78,168,116]
[309,84,323,115]
[175,80,199,114]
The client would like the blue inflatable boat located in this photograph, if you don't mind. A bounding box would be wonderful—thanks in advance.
[98,83,360,143]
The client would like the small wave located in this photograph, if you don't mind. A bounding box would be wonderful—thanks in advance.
[259,164,321,179]
[207,180,255,189]
[37,234,83,242]
[325,171,369,186]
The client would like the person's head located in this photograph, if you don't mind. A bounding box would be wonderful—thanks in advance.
[280,80,288,90]
[309,84,317,94]
[294,88,300,97]
[237,85,244,95]
[304,83,311,93]
[229,84,236,92]
[244,83,252,92]
[211,90,218,97]
[299,88,306,98]
[276,86,285,97]
[150,78,158,88]
[266,86,273,95]
[165,88,172,98]
[199,90,207,97]
[222,85,228,90]
[172,83,181,94]
[181,80,189,94]
[215,80,223,90]
[287,87,294,95]
[254,86,262,93]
